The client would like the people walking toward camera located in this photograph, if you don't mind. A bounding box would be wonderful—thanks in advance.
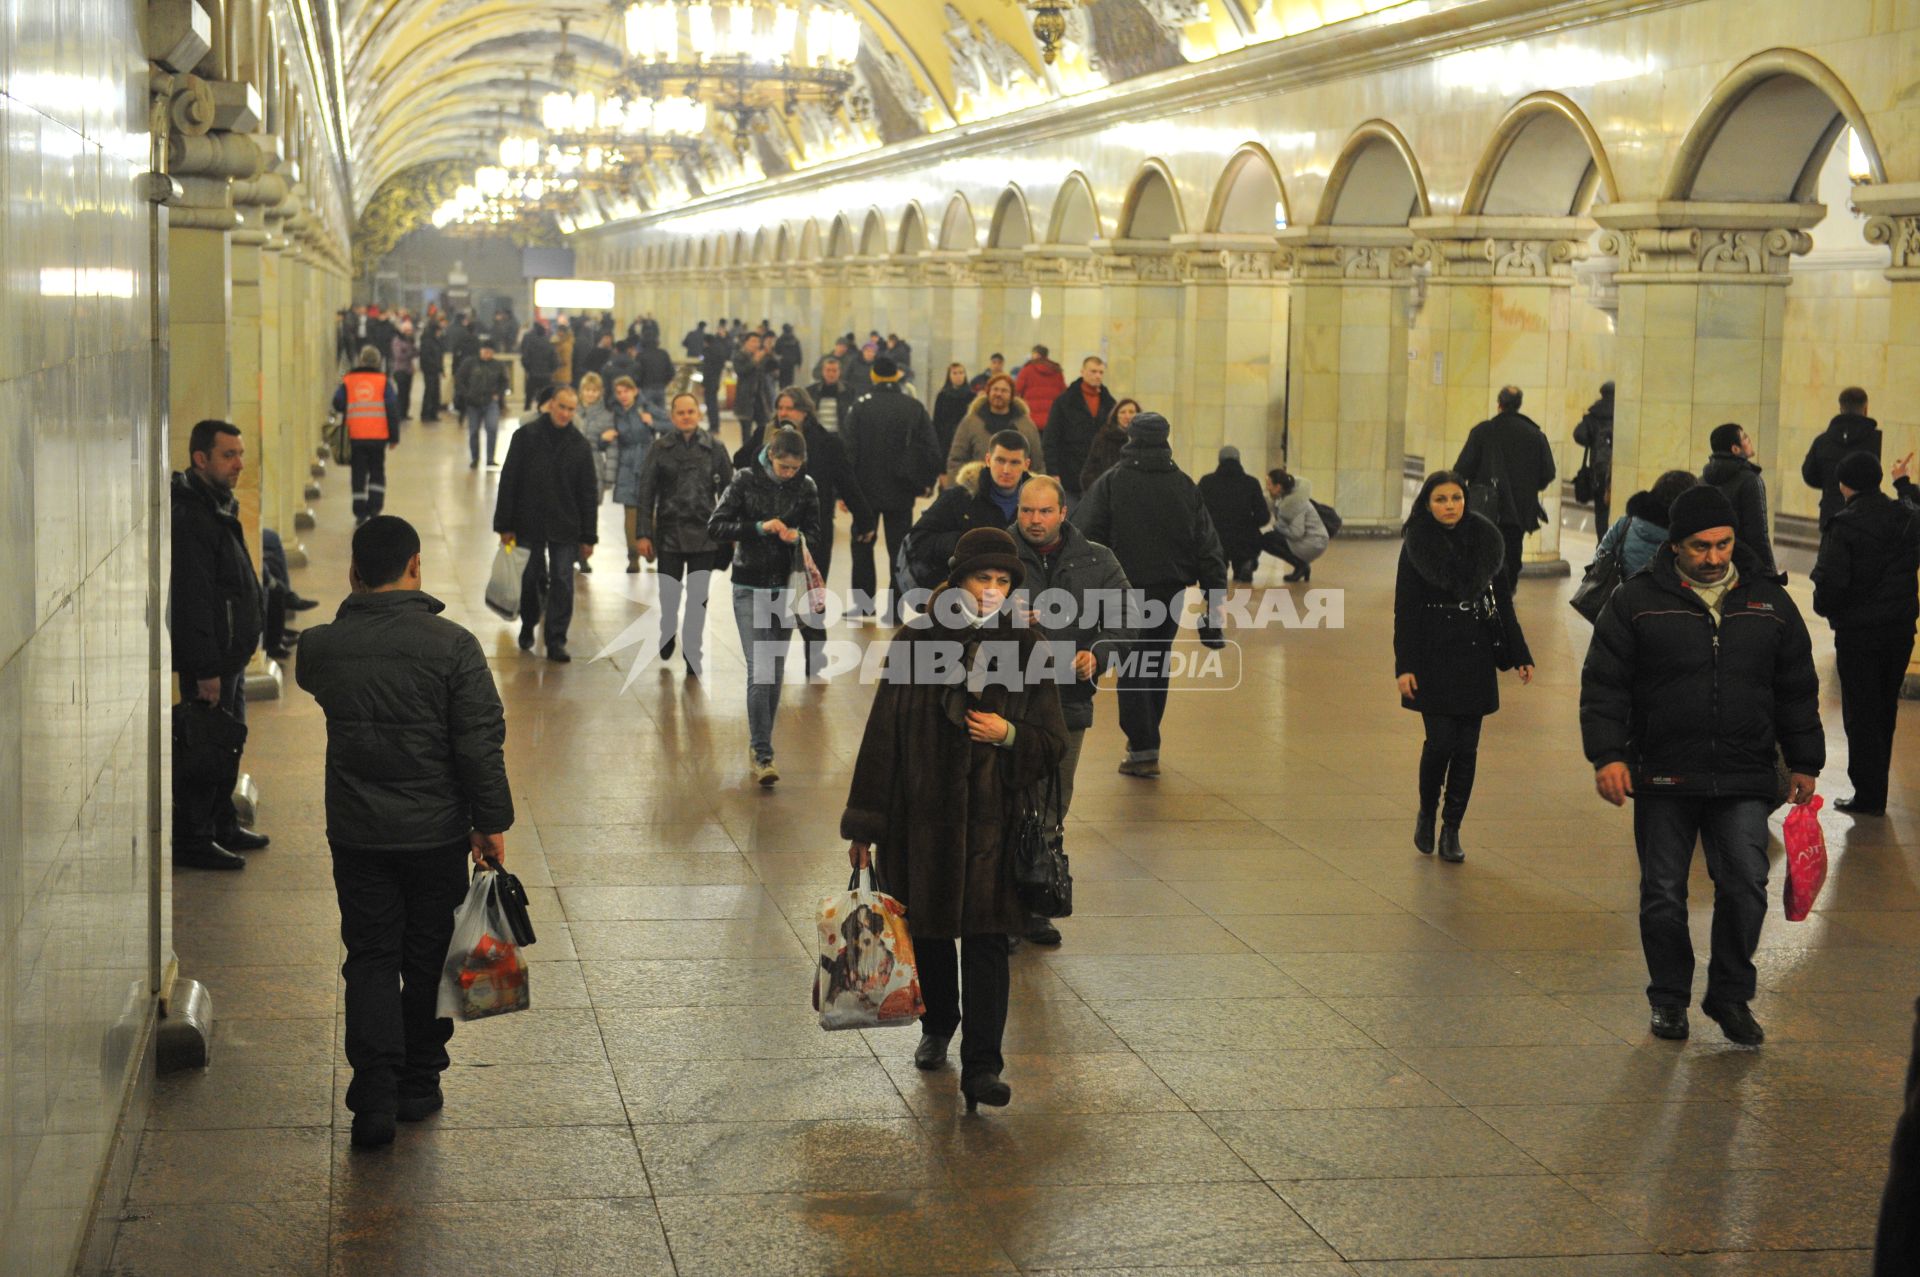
[635,391,734,674]
[455,339,510,469]
[1453,386,1556,593]
[1573,381,1615,533]
[1581,483,1823,1046]
[1394,471,1534,863]
[492,387,598,663]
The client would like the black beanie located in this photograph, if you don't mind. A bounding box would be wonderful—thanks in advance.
[1127,412,1170,446]
[1666,484,1738,544]
[1836,450,1882,493]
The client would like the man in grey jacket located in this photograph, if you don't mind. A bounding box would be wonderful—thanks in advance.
[295,516,513,1148]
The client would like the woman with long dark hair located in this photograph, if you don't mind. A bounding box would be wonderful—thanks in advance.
[1393,470,1534,862]
[1078,397,1140,494]
[932,362,974,460]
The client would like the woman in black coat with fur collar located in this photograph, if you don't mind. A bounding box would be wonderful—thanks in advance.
[1394,471,1534,862]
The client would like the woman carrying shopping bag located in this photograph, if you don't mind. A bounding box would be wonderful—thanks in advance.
[707,428,822,786]
[840,527,1067,1112]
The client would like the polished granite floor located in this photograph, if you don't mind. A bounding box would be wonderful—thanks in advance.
[110,418,1914,1275]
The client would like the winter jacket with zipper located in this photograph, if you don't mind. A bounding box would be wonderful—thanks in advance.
[1013,521,1134,731]
[1072,441,1228,595]
[1803,412,1883,529]
[1701,451,1780,578]
[946,394,1046,479]
[706,460,824,588]
[635,345,676,391]
[453,355,509,408]
[633,427,733,552]
[294,590,513,851]
[1198,459,1270,564]
[842,382,943,510]
[734,416,873,535]
[1811,488,1920,631]
[491,416,600,545]
[1047,378,1115,494]
[1580,542,1823,798]
[1454,410,1556,530]
[169,470,263,679]
[1393,511,1531,718]
[904,465,1027,586]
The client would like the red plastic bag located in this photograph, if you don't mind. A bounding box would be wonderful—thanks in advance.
[1782,795,1828,922]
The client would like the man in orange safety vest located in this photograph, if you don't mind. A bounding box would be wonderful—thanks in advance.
[332,344,402,525]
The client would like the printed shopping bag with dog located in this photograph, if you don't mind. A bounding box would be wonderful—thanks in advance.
[813,867,925,1030]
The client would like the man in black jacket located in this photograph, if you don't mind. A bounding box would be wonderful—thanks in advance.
[418,317,446,422]
[295,516,513,1148]
[1046,356,1115,506]
[1581,484,1823,1047]
[1803,385,1882,534]
[1701,422,1781,581]
[492,387,599,661]
[733,332,777,445]
[1073,412,1229,778]
[170,420,269,870]
[518,321,556,410]
[1197,446,1269,583]
[700,322,731,433]
[635,391,735,674]
[904,431,1032,591]
[1453,385,1556,592]
[1812,451,1918,816]
[841,355,943,623]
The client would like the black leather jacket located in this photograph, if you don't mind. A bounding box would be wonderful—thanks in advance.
[707,461,823,588]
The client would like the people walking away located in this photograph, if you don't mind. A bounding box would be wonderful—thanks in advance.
[1811,451,1919,817]
[605,376,659,572]
[1012,474,1132,945]
[365,306,395,371]
[932,363,975,460]
[1573,380,1615,533]
[332,346,401,525]
[947,374,1045,479]
[1453,385,1556,593]
[455,339,511,470]
[1199,446,1269,583]
[492,387,598,662]
[1394,471,1534,864]
[1048,357,1114,506]
[1072,411,1228,778]
[389,322,418,421]
[808,357,857,435]
[700,321,732,433]
[171,420,268,870]
[336,308,356,369]
[1581,483,1823,1046]
[1701,422,1782,581]
[842,527,1068,1111]
[418,317,446,422]
[907,432,1032,588]
[709,428,823,785]
[1804,386,1882,534]
[635,391,734,673]
[635,333,676,421]
[1079,397,1139,495]
[1262,468,1329,583]
[1595,469,1698,579]
[734,331,777,444]
[842,355,943,623]
[293,515,511,1146]
[519,321,556,410]
[1014,344,1066,431]
[774,323,803,386]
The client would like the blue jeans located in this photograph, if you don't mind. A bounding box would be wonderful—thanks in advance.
[1632,796,1770,1009]
[731,585,796,763]
[520,541,577,646]
[466,401,500,464]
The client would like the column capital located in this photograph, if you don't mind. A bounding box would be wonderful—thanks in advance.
[1408,214,1590,283]
[1854,183,1920,279]
[1274,225,1415,284]
[1167,233,1282,283]
[921,250,972,284]
[1089,238,1180,284]
[1021,243,1099,285]
[966,248,1027,284]
[1591,201,1821,282]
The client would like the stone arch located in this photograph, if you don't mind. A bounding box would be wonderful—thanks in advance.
[731,230,750,263]
[1046,172,1103,245]
[1666,49,1886,202]
[826,212,855,257]
[1204,143,1291,233]
[988,186,1034,249]
[774,223,795,262]
[1463,93,1617,216]
[697,239,711,268]
[752,227,773,263]
[1316,121,1431,227]
[896,202,929,256]
[938,194,977,250]
[859,207,889,256]
[1117,160,1186,239]
[799,218,823,260]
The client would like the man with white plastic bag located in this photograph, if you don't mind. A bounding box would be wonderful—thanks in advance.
[295,517,514,1148]
[440,856,535,1022]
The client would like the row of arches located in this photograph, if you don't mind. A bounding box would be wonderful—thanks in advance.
[628,48,1887,276]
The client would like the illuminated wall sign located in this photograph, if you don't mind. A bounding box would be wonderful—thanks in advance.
[533,277,616,309]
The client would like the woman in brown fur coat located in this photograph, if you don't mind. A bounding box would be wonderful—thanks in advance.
[843,527,1068,1112]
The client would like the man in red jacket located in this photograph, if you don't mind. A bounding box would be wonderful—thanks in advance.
[1014,344,1066,431]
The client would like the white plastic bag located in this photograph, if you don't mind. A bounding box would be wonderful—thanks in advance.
[438,870,530,1021]
[485,541,532,620]
[813,867,924,1031]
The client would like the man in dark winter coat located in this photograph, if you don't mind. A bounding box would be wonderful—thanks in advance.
[733,332,777,444]
[904,431,1031,589]
[1047,356,1114,505]
[1453,385,1556,592]
[448,314,480,370]
[841,355,943,622]
[294,516,513,1148]
[170,420,269,870]
[1701,422,1781,581]
[682,320,708,360]
[518,321,557,410]
[634,334,677,418]
[1197,446,1269,583]
[454,340,512,469]
[1811,451,1919,816]
[773,323,803,386]
[577,330,615,389]
[1073,412,1229,778]
[699,322,732,433]
[1581,483,1823,1048]
[634,391,735,674]
[418,318,447,422]
[1803,385,1882,533]
[1573,380,1614,532]
[492,387,599,662]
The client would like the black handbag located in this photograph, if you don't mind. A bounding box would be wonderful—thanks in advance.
[1569,534,1627,624]
[1310,499,1343,538]
[1475,584,1516,671]
[171,699,248,784]
[481,854,538,947]
[1467,475,1503,522]
[1006,766,1072,919]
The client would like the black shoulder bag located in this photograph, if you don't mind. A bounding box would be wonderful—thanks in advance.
[1005,762,1072,918]
[1475,584,1516,670]
[1569,523,1629,625]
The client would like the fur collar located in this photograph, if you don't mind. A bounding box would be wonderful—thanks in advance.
[1403,511,1505,601]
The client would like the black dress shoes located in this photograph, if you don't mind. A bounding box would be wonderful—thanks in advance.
[1702,998,1765,1046]
[1834,798,1886,816]
[546,645,571,663]
[397,1088,444,1122]
[1414,811,1436,854]
[218,827,270,852]
[1649,1006,1690,1040]
[913,1033,950,1071]
[1437,825,1465,863]
[350,1111,396,1148]
[173,843,246,871]
[961,1073,1011,1112]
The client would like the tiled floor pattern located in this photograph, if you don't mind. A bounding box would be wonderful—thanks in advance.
[110,421,1912,1274]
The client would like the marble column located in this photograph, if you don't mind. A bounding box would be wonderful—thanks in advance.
[1091,239,1183,432]
[1275,226,1414,531]
[925,252,981,386]
[967,249,1026,371]
[1024,245,1103,385]
[896,256,935,389]
[1170,233,1288,473]
[1856,184,1920,694]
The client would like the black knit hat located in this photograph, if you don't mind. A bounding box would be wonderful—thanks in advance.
[1666,484,1738,545]
[947,527,1025,589]
[1127,411,1170,445]
[1836,450,1882,492]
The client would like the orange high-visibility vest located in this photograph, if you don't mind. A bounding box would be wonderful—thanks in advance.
[343,371,390,441]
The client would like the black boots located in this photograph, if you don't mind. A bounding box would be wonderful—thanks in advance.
[913,1033,950,1071]
[1437,825,1465,863]
[962,1073,1011,1112]
[1702,998,1765,1046]
[1413,811,1436,854]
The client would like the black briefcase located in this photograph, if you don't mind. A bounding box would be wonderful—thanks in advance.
[171,699,248,784]
[481,854,538,947]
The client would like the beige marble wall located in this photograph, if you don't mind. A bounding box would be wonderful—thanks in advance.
[1780,264,1895,518]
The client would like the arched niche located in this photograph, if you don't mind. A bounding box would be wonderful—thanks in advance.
[988,186,1033,249]
[938,194,976,251]
[1047,173,1102,244]
[1665,49,1886,202]
[798,219,823,261]
[752,227,773,263]
[731,230,750,264]
[897,202,929,256]
[1317,122,1431,227]
[774,224,795,262]
[825,213,855,257]
[1117,161,1186,240]
[859,208,889,256]
[1464,93,1617,216]
[1205,143,1290,233]
[697,239,711,268]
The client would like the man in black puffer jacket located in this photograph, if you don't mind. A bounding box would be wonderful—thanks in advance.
[492,387,599,662]
[902,431,1032,596]
[295,516,513,1147]
[1803,385,1882,534]
[1812,452,1919,816]
[1581,484,1823,1049]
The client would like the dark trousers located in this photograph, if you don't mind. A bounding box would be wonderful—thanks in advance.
[849,507,913,622]
[658,549,716,672]
[1498,523,1525,592]
[331,841,470,1115]
[349,440,388,522]
[1875,994,1920,1273]
[799,513,836,675]
[520,540,577,646]
[261,528,290,592]
[420,370,443,420]
[704,382,723,434]
[1418,712,1483,825]
[1632,796,1770,1009]
[1117,583,1187,760]
[915,932,1010,1083]
[1836,624,1914,810]
[172,671,246,848]
[393,370,414,418]
[1592,479,1611,542]
[1261,529,1310,573]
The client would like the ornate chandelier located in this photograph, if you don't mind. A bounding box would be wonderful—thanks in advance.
[1025,1,1079,65]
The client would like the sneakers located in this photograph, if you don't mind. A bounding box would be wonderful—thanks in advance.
[1117,758,1160,779]
[1701,998,1765,1046]
[750,751,779,787]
